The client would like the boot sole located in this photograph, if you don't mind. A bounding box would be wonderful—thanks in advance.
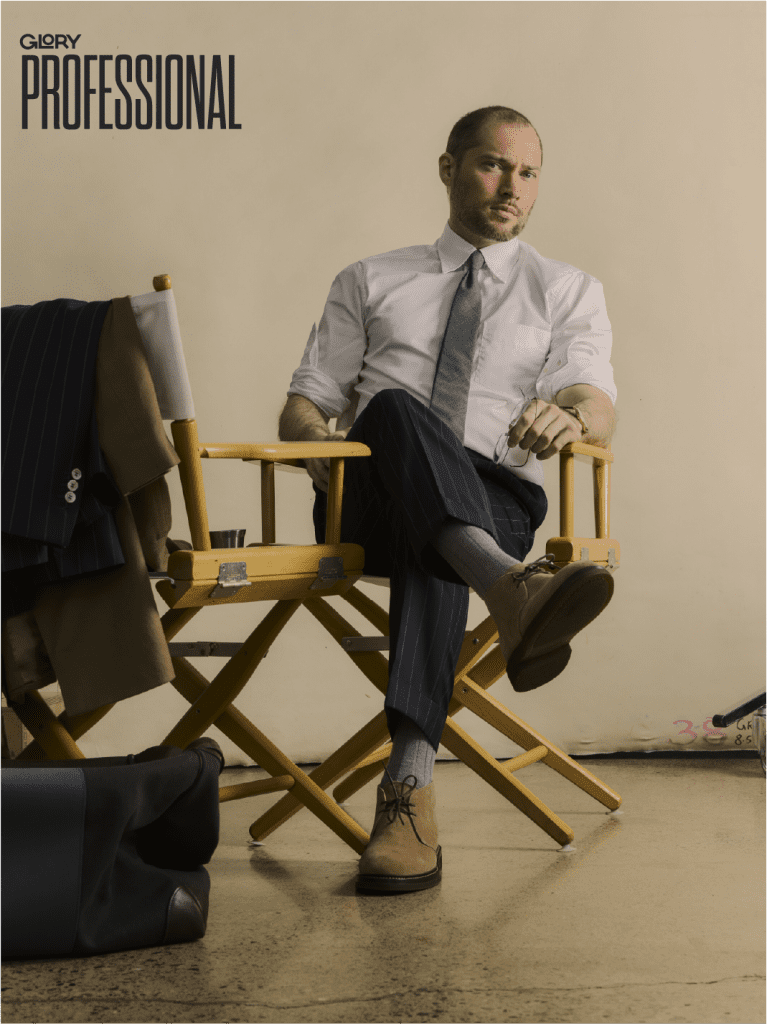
[507,566,614,692]
[356,848,442,894]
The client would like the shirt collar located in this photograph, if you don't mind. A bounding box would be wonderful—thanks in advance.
[437,222,521,283]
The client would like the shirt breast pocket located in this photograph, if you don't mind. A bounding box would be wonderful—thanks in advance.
[473,322,551,396]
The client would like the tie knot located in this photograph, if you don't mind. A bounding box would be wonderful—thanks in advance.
[469,250,484,272]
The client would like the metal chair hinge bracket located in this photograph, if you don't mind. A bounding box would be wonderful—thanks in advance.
[341,636,390,652]
[580,547,590,561]
[168,641,244,658]
[607,548,618,571]
[310,556,346,590]
[208,561,251,599]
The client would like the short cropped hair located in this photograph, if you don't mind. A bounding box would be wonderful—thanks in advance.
[445,106,542,164]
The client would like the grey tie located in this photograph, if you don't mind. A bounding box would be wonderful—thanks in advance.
[430,249,484,439]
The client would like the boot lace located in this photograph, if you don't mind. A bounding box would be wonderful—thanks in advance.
[381,770,419,826]
[379,770,434,848]
[510,553,556,582]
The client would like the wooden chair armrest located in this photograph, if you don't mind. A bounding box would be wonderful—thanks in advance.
[203,441,372,547]
[554,442,616,560]
[561,441,614,463]
[197,441,371,460]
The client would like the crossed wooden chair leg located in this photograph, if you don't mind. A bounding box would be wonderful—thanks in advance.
[247,585,621,850]
[8,691,116,762]
[159,600,374,854]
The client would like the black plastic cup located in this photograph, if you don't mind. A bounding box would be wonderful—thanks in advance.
[209,529,246,548]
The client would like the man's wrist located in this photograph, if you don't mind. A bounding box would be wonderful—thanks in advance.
[308,426,333,442]
[559,405,589,437]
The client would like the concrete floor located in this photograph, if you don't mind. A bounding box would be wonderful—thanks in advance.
[2,754,765,1024]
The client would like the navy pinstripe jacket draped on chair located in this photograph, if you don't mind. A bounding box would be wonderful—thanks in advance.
[2,299,125,615]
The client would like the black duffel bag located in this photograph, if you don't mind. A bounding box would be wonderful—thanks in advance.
[2,737,223,959]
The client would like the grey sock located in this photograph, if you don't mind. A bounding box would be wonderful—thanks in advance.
[381,716,436,790]
[433,520,518,597]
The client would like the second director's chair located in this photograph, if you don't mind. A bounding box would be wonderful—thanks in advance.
[246,441,623,851]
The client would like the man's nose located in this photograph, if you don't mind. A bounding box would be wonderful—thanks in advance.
[498,172,519,197]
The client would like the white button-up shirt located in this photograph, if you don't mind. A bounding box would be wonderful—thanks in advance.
[288,223,616,487]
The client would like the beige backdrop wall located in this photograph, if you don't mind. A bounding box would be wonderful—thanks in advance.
[2,1,764,762]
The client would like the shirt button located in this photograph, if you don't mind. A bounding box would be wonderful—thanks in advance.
[71,468,82,480]
[65,491,77,503]
[67,479,79,491]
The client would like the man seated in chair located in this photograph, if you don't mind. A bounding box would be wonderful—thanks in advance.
[279,105,616,893]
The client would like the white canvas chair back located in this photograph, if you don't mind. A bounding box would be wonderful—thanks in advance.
[130,287,195,421]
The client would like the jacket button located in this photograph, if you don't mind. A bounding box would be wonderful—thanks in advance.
[65,492,76,504]
[71,468,82,480]
[67,479,79,491]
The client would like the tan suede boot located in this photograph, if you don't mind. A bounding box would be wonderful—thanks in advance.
[484,555,614,692]
[357,775,441,893]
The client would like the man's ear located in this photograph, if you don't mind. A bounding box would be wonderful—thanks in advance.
[438,152,454,188]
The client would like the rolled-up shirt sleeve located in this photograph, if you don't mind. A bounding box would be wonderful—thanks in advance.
[287,263,368,418]
[535,273,616,405]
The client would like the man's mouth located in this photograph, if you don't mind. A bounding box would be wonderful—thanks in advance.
[491,204,521,217]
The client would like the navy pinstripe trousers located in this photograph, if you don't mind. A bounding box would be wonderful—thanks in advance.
[313,389,548,750]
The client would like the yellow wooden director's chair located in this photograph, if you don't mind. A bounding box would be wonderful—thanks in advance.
[247,444,623,851]
[10,275,621,855]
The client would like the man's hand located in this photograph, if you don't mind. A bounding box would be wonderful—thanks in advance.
[304,428,349,491]
[507,399,583,461]
[278,395,350,491]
